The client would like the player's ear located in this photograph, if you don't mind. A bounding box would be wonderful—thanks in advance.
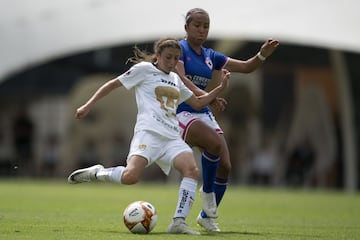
[184,24,188,31]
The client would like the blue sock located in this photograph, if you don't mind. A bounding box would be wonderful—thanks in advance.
[201,150,220,193]
[201,177,228,218]
[214,177,228,206]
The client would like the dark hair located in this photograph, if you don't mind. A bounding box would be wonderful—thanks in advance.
[127,37,181,64]
[185,8,209,26]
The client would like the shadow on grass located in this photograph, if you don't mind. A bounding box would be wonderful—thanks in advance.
[110,230,321,239]
[113,230,263,236]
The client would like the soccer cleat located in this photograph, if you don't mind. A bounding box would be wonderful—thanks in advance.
[200,191,218,218]
[167,218,200,235]
[67,164,104,184]
[197,214,221,232]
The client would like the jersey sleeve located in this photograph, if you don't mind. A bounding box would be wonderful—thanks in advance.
[213,50,229,70]
[178,39,187,63]
[117,62,146,89]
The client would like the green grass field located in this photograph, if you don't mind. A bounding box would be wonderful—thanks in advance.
[0,179,359,240]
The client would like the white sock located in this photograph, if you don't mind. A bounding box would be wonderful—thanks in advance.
[96,166,124,183]
[173,177,197,219]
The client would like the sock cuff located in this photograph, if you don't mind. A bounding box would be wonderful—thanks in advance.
[203,150,220,162]
[180,177,198,190]
[214,177,228,185]
[109,166,125,183]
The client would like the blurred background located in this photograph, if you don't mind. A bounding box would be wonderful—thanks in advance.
[0,0,359,192]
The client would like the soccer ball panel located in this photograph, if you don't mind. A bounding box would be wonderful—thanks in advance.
[123,201,157,234]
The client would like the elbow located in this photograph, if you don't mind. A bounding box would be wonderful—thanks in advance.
[241,66,256,73]
[187,97,207,111]
[229,64,256,74]
[243,69,254,74]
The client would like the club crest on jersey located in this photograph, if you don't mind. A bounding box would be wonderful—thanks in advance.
[138,144,147,151]
[205,57,213,70]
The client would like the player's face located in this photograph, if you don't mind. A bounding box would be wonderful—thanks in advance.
[185,12,210,45]
[156,47,181,74]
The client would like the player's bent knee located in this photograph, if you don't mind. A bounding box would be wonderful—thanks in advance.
[207,143,222,155]
[185,166,200,180]
[205,137,223,155]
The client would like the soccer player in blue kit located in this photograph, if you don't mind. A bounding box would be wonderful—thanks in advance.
[176,8,280,232]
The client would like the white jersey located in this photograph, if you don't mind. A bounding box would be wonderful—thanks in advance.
[117,62,193,139]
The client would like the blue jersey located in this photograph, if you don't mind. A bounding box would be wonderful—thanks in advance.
[177,39,228,113]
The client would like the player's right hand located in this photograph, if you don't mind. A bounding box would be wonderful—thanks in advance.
[220,69,230,88]
[75,105,90,119]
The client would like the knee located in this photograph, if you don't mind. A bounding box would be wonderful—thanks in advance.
[184,165,200,181]
[205,137,223,156]
[213,139,223,155]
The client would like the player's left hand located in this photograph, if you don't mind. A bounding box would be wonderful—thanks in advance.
[260,39,280,58]
[75,105,90,119]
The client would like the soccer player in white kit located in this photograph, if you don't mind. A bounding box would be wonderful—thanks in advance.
[67,37,230,235]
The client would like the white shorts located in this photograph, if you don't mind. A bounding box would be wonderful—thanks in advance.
[127,130,193,175]
[177,111,223,140]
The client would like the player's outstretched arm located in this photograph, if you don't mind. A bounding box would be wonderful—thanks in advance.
[186,69,230,110]
[75,78,122,119]
[225,38,279,73]
[175,61,208,96]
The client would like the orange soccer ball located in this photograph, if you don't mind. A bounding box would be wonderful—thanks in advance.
[123,201,158,234]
